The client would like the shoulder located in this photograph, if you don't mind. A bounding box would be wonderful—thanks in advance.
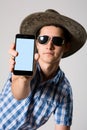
[54,68,73,103]
[54,68,72,92]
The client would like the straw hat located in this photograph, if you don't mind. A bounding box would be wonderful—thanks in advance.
[20,9,87,58]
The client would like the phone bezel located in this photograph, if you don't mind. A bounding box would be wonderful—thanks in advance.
[13,34,35,76]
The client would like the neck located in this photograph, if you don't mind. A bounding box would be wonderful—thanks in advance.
[39,61,60,81]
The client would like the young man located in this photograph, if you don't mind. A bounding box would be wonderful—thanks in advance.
[0,9,86,130]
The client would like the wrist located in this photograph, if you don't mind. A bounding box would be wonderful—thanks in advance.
[11,75,31,100]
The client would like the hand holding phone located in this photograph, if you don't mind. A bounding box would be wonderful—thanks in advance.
[13,34,35,76]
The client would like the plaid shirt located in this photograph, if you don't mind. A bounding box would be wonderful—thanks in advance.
[0,66,73,130]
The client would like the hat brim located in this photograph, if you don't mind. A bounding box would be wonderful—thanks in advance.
[20,9,87,58]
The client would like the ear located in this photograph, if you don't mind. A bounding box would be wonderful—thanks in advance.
[64,42,71,53]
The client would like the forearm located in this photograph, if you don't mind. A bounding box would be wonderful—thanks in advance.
[11,75,31,100]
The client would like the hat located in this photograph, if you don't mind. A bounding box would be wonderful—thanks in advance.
[20,9,87,58]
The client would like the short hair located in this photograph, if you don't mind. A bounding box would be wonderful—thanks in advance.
[36,24,72,43]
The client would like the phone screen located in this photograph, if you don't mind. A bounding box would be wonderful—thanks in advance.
[13,34,35,76]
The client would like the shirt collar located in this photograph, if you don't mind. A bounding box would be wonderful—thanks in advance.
[36,63,64,85]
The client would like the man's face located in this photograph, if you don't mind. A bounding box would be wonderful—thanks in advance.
[36,26,67,65]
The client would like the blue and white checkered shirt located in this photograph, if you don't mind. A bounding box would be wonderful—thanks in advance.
[0,65,73,130]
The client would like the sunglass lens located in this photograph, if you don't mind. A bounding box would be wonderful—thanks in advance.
[53,37,64,46]
[38,36,48,44]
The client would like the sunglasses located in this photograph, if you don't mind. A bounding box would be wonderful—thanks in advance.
[37,35,65,46]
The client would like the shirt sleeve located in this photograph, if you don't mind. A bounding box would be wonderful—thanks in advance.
[54,79,73,126]
[1,73,12,95]
[0,73,29,129]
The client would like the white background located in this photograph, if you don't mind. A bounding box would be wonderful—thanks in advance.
[0,0,87,130]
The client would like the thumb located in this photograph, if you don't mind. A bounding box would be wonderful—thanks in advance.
[32,53,40,77]
[34,53,40,61]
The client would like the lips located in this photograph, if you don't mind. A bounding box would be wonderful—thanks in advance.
[44,52,54,55]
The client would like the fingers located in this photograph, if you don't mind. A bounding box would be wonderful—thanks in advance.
[9,57,16,72]
[8,43,18,57]
[8,43,18,72]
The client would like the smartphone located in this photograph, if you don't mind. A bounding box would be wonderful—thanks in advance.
[13,34,35,76]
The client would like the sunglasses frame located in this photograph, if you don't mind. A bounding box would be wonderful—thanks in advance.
[37,35,65,46]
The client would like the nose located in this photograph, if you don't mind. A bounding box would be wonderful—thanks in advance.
[46,39,54,50]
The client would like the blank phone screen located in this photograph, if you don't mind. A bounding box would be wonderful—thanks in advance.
[14,38,34,72]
